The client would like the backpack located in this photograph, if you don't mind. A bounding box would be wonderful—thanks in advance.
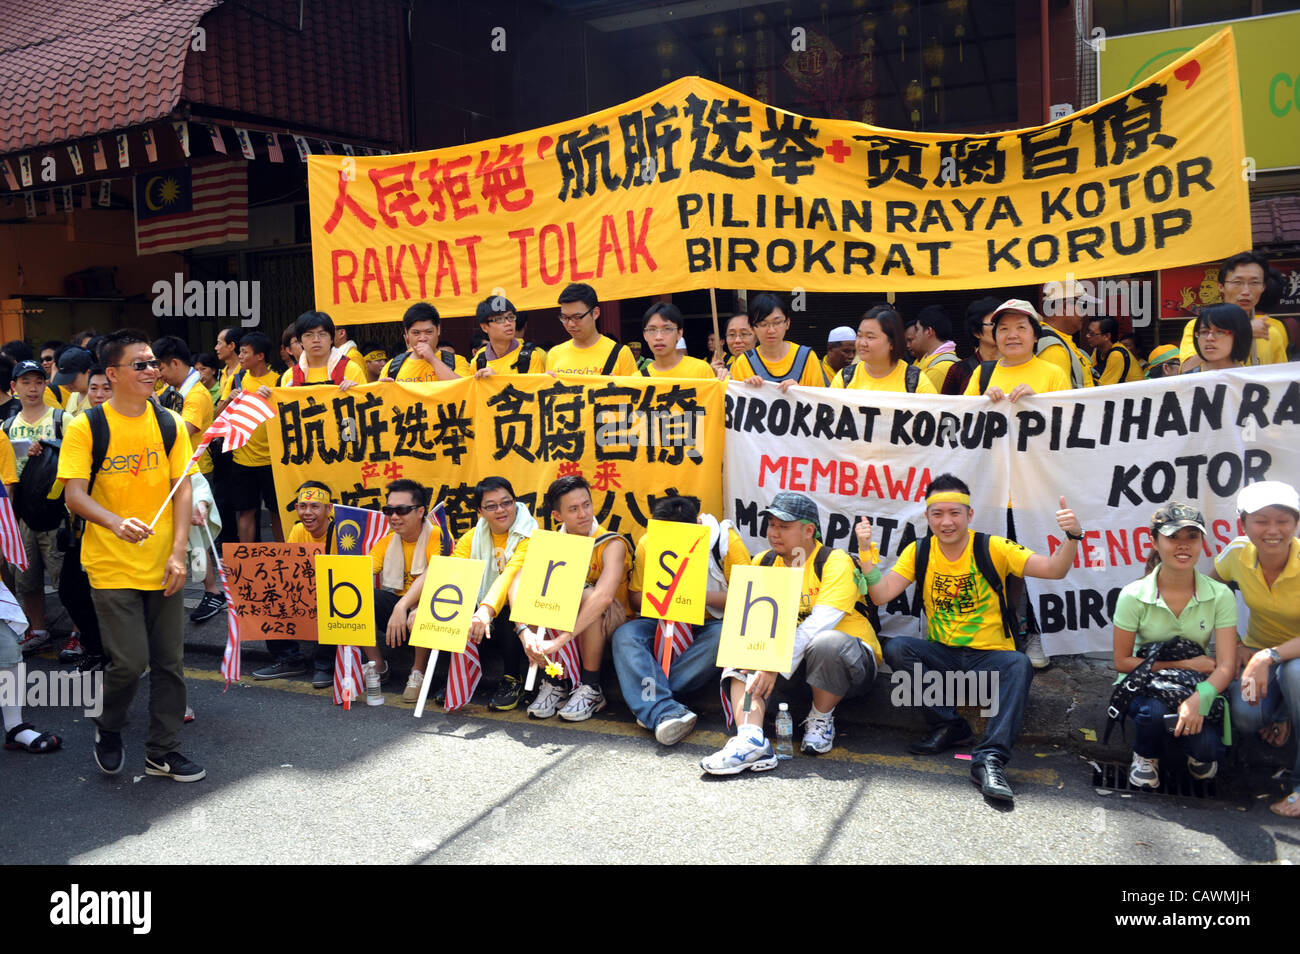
[388,349,458,380]
[290,359,347,387]
[1037,327,1097,388]
[758,545,874,623]
[976,360,998,395]
[903,363,922,393]
[72,399,178,540]
[475,342,538,374]
[744,345,814,384]
[600,342,633,375]
[912,532,1020,643]
[4,409,65,532]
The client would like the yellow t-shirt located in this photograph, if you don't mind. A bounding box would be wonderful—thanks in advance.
[1214,536,1300,650]
[0,431,16,486]
[583,532,633,612]
[545,336,637,376]
[963,355,1069,396]
[1037,329,1095,388]
[629,527,750,595]
[278,361,369,389]
[451,526,531,614]
[42,385,66,410]
[381,351,471,381]
[1095,344,1144,385]
[64,391,86,417]
[917,350,961,391]
[751,543,880,662]
[1178,314,1289,366]
[834,361,937,393]
[342,343,369,379]
[56,402,193,590]
[286,520,332,549]
[730,346,828,387]
[220,369,281,468]
[370,530,441,596]
[180,382,215,475]
[470,342,547,375]
[639,356,716,379]
[890,531,1033,651]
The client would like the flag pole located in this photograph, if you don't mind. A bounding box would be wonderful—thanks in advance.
[709,288,723,363]
[413,650,440,719]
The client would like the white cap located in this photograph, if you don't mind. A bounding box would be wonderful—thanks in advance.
[1237,481,1300,516]
[828,326,856,344]
[676,337,687,350]
[993,298,1043,321]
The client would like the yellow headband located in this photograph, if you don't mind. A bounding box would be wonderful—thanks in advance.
[363,350,387,362]
[926,491,971,507]
[297,487,331,505]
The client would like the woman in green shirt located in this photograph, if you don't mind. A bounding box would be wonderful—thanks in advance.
[1112,502,1237,790]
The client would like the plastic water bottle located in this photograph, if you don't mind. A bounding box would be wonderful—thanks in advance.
[774,703,794,760]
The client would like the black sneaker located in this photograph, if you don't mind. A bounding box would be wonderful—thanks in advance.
[190,592,226,623]
[78,653,109,673]
[488,675,524,711]
[311,668,334,689]
[145,751,206,782]
[94,727,124,775]
[252,660,308,680]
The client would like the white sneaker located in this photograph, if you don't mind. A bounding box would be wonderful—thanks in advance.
[1129,753,1160,789]
[1187,757,1218,780]
[801,712,836,755]
[700,733,779,775]
[653,709,698,746]
[1024,633,1049,669]
[527,680,568,719]
[402,669,423,704]
[558,683,606,722]
[363,661,384,707]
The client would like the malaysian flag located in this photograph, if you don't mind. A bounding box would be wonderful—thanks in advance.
[333,505,390,557]
[134,160,248,255]
[213,393,275,452]
[0,483,26,570]
[652,621,694,676]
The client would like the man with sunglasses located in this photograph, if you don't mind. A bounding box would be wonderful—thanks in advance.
[471,295,546,377]
[364,479,443,704]
[545,283,637,376]
[59,330,202,781]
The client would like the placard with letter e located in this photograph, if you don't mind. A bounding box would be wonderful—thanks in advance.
[408,556,488,651]
[509,530,594,632]
[639,520,709,625]
[315,554,376,646]
[715,564,802,673]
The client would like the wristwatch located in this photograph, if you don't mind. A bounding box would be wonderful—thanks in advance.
[1065,530,1085,541]
[1267,647,1282,665]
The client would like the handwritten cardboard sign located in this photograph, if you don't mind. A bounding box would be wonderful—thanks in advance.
[222,543,321,643]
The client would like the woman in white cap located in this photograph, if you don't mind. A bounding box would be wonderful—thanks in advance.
[832,306,935,393]
[1211,480,1300,819]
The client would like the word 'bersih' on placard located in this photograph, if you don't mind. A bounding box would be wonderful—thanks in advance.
[509,529,595,633]
[639,519,709,625]
[715,564,802,674]
[315,554,376,646]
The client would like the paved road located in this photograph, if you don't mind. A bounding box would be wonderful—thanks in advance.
[4,651,1296,866]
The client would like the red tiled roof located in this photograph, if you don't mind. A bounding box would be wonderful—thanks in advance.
[0,0,222,154]
[1253,196,1300,247]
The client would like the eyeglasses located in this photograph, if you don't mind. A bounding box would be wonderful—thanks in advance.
[754,317,787,330]
[118,359,161,371]
[725,331,751,340]
[559,308,593,324]
[485,313,516,324]
[1195,327,1228,339]
[1223,279,1264,290]
[381,504,420,517]
[644,326,677,337]
[479,499,515,513]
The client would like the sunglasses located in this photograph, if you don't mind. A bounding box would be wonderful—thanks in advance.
[119,359,161,372]
[381,504,421,517]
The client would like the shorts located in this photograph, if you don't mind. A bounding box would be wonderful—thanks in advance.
[586,586,628,640]
[231,462,278,515]
[15,522,62,596]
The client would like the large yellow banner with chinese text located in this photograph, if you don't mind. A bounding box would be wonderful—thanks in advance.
[266,376,724,543]
[309,30,1249,323]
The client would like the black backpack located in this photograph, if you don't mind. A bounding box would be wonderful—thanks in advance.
[912,532,1020,643]
[388,349,457,379]
[758,545,874,623]
[70,399,178,540]
[4,409,65,532]
[475,342,538,374]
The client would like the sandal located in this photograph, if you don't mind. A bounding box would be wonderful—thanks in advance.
[4,722,62,753]
[1269,792,1300,819]
[1261,721,1291,748]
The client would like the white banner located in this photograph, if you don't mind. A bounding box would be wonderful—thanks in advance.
[724,366,1300,653]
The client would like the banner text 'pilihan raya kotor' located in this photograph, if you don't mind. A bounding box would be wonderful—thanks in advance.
[309,29,1250,322]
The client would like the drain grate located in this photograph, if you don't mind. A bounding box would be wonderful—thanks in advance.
[1092,761,1221,800]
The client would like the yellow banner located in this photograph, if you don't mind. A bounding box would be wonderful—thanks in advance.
[267,376,724,543]
[310,30,1249,322]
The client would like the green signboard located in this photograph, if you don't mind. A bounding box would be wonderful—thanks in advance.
[1098,11,1300,171]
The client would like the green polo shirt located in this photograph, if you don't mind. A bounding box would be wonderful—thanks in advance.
[1214,536,1300,650]
[1111,568,1236,684]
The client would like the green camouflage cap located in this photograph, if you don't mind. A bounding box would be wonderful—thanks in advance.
[1151,501,1207,537]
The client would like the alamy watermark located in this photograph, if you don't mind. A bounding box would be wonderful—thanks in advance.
[889,662,999,717]
[0,663,102,718]
[1042,272,1153,328]
[151,272,261,327]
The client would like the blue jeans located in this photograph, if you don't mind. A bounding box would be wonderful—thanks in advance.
[612,618,723,728]
[1229,658,1300,791]
[1126,695,1226,763]
[883,637,1033,767]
